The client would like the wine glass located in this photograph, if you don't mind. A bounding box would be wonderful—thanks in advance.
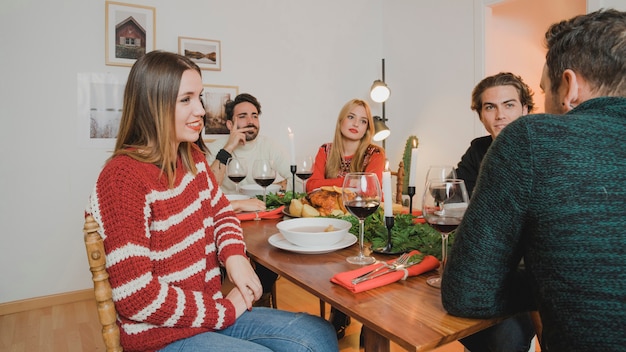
[422,178,469,288]
[342,172,381,265]
[226,157,247,194]
[252,159,276,205]
[296,156,314,193]
[425,165,457,185]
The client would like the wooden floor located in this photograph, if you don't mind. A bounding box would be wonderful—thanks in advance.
[0,277,465,352]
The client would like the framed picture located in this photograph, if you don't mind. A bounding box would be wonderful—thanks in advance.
[77,72,127,149]
[179,36,222,71]
[203,84,239,139]
[105,1,156,67]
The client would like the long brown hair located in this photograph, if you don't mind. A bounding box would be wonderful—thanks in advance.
[325,99,375,178]
[112,51,202,187]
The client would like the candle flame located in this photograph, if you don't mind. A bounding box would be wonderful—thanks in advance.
[287,127,292,134]
[413,139,417,148]
[385,160,390,171]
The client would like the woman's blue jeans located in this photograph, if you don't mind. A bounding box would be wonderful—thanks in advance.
[158,307,338,352]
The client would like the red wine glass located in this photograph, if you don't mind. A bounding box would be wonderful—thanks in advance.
[226,157,247,194]
[342,172,381,265]
[422,179,469,288]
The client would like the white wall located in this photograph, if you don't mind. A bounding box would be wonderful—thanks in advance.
[1,0,596,304]
[486,0,586,114]
[588,0,626,11]
[383,0,478,202]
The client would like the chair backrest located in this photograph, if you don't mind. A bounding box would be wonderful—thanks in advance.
[390,160,404,204]
[83,215,123,352]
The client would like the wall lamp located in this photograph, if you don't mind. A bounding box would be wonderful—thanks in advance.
[370,58,391,146]
[370,80,391,103]
[373,116,391,141]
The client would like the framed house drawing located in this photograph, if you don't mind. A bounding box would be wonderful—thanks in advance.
[105,1,156,67]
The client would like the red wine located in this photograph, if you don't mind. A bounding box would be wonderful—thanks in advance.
[345,200,380,219]
[228,175,245,183]
[254,177,275,187]
[428,218,460,234]
[296,172,313,181]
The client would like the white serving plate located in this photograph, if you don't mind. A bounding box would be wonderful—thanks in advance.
[268,232,356,254]
[240,184,281,197]
[225,194,251,201]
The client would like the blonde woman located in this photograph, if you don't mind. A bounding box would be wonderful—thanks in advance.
[307,98,385,338]
[307,98,385,193]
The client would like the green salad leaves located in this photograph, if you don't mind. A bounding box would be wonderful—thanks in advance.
[257,191,307,210]
[338,208,454,260]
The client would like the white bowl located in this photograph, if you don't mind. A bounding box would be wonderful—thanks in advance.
[225,194,250,201]
[240,183,281,197]
[276,218,352,248]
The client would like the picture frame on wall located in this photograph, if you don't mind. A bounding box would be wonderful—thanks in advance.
[105,1,156,67]
[203,84,239,140]
[179,36,222,71]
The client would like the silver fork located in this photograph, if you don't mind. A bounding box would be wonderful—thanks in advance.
[351,259,421,284]
[351,252,411,284]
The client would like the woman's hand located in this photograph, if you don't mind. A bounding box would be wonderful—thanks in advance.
[226,286,250,318]
[231,198,266,213]
[224,255,262,310]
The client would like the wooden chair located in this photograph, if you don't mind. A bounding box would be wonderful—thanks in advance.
[83,215,123,352]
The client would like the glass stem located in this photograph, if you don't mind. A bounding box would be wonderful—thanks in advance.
[358,219,365,258]
[440,232,449,275]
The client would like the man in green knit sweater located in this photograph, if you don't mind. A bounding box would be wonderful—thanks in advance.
[442,9,626,352]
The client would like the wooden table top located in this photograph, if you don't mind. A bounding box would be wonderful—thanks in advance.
[241,218,503,352]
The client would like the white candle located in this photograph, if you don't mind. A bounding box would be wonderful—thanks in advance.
[408,143,418,187]
[287,127,296,165]
[382,161,393,217]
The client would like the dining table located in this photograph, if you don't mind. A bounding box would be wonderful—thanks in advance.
[241,218,505,352]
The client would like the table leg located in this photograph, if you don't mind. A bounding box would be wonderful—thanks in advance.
[362,325,390,352]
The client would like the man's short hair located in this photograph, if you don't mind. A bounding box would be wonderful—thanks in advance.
[471,72,535,117]
[224,93,262,121]
[544,9,626,96]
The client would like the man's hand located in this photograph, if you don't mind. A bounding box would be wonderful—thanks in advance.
[223,121,255,153]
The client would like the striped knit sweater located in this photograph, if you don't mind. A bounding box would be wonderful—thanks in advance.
[441,97,626,351]
[86,146,244,352]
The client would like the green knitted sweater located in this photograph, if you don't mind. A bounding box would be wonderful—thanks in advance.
[441,97,626,351]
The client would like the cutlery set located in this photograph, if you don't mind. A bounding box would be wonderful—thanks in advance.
[351,252,421,284]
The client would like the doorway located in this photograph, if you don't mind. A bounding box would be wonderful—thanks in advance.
[473,0,586,132]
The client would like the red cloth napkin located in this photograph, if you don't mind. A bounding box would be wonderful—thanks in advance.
[402,209,426,224]
[236,206,285,221]
[330,250,439,293]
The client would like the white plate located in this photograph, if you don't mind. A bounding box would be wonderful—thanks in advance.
[268,232,356,254]
[240,184,281,197]
[225,194,251,201]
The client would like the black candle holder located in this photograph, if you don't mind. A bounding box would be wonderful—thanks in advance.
[374,216,395,254]
[290,164,296,196]
[407,186,416,214]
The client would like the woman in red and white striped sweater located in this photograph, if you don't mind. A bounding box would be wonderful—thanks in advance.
[86,51,337,352]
